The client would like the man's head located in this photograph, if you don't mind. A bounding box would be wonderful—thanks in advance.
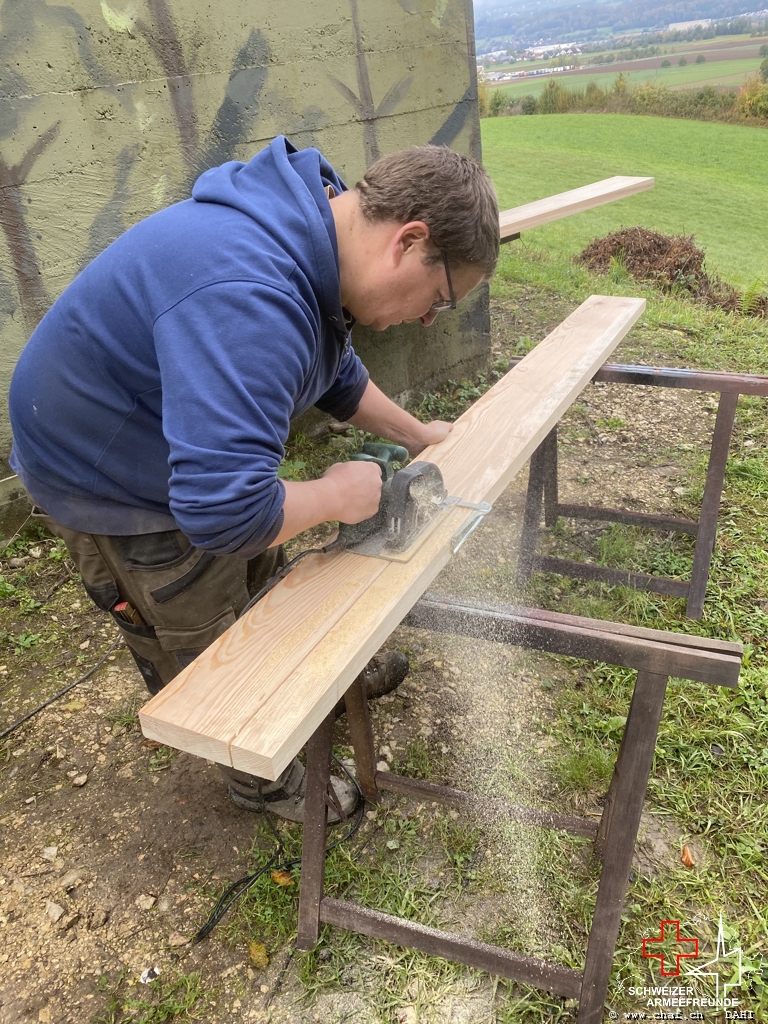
[356,146,499,278]
[331,146,499,331]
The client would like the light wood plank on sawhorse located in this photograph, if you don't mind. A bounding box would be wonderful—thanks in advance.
[140,295,645,779]
[514,363,768,619]
[295,596,742,1023]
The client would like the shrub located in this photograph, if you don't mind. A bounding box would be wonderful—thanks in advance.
[520,94,538,115]
[488,88,510,117]
[759,43,768,57]
[760,56,768,84]
[737,75,768,118]
[612,72,629,96]
[660,59,671,67]
[537,79,571,113]
[584,80,607,107]
[678,56,688,66]
[695,54,706,63]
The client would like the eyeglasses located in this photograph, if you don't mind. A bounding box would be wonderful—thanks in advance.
[429,250,457,313]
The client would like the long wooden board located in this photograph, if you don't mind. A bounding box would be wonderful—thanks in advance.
[140,295,645,779]
[499,176,654,243]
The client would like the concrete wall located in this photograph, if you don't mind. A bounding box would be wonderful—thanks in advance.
[0,0,489,485]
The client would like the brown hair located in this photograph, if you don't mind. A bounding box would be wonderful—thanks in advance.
[355,146,499,277]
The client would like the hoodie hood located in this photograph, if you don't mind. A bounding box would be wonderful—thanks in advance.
[192,136,348,325]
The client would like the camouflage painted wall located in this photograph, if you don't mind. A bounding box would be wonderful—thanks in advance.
[0,0,488,476]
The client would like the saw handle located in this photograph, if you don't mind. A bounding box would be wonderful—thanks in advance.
[349,442,409,484]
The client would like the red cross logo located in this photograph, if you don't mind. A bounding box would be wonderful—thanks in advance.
[642,920,699,976]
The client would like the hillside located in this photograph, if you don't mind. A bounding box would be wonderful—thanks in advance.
[482,113,768,289]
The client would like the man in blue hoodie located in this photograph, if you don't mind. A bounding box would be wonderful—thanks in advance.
[9,136,499,821]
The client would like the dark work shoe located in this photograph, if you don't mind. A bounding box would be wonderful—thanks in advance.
[335,650,409,717]
[224,757,358,825]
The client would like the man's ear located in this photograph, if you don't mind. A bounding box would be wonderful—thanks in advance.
[391,221,431,266]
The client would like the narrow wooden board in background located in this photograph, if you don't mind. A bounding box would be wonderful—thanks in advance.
[140,295,645,778]
[499,176,654,243]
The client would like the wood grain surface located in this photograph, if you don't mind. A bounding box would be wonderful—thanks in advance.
[140,295,645,779]
[499,176,654,243]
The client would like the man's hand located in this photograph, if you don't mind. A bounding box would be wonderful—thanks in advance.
[272,460,382,546]
[348,380,455,457]
[406,419,452,457]
[321,461,382,523]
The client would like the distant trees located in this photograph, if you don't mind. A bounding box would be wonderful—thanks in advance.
[695,54,706,63]
[760,57,768,83]
[678,56,688,65]
[478,71,768,125]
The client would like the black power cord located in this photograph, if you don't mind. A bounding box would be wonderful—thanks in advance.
[2,530,361,940]
[0,534,346,741]
[193,755,365,943]
[238,535,344,618]
[0,634,123,741]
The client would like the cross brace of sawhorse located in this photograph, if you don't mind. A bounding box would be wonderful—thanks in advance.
[513,363,768,620]
[294,593,741,1023]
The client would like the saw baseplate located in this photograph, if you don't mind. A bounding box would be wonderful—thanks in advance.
[343,496,491,563]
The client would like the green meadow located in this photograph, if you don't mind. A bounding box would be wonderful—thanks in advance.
[482,113,768,289]
[492,56,761,98]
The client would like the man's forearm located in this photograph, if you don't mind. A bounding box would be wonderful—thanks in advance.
[348,379,450,456]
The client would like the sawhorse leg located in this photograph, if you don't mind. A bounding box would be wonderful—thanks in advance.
[686,391,737,619]
[343,675,380,804]
[517,425,558,585]
[578,671,668,1022]
[296,676,380,949]
[296,710,334,950]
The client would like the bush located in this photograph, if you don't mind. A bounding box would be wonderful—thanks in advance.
[759,43,768,57]
[520,94,538,115]
[488,88,510,117]
[695,54,706,64]
[678,56,688,66]
[660,59,671,67]
[537,79,572,114]
[737,74,768,117]
[760,57,768,84]
[584,80,607,107]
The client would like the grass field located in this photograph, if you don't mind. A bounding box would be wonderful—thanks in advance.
[492,56,762,98]
[482,113,768,290]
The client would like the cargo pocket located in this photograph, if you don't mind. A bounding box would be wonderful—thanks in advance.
[108,615,177,695]
[107,532,249,627]
[155,607,237,672]
[32,511,119,612]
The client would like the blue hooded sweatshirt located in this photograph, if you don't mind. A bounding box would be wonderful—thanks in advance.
[9,136,369,556]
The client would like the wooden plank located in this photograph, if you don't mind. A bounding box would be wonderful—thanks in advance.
[139,295,645,779]
[499,176,654,243]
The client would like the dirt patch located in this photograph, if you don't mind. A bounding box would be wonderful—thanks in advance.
[578,227,768,316]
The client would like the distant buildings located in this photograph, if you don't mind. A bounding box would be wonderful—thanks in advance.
[668,19,712,30]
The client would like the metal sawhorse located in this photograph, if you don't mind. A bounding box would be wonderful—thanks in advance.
[294,594,741,1022]
[514,362,768,619]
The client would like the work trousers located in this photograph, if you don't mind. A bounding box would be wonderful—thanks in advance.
[34,510,286,696]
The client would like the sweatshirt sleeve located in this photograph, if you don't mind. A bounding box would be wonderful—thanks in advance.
[153,280,318,556]
[314,337,368,421]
